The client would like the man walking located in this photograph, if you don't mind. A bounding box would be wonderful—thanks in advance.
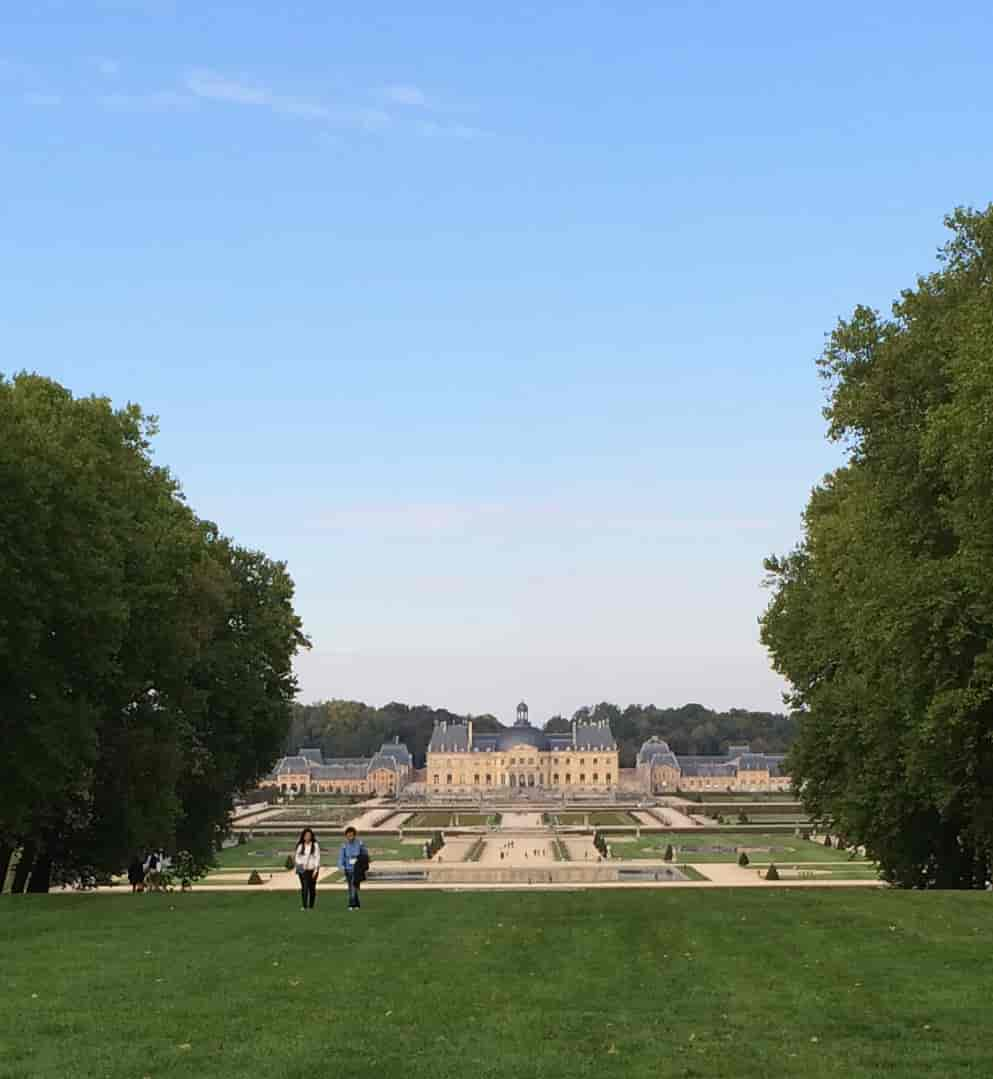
[337,826,370,910]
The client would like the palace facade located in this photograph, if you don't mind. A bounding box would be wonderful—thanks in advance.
[636,737,790,793]
[261,739,413,796]
[426,702,619,793]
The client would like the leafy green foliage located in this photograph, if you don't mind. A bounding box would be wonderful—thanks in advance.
[738,851,750,867]
[0,374,308,891]
[289,698,793,767]
[762,206,993,888]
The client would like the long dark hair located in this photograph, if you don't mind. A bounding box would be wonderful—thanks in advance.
[297,828,317,852]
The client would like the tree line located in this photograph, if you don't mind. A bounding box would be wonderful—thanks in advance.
[761,205,993,889]
[287,699,792,768]
[1,375,308,892]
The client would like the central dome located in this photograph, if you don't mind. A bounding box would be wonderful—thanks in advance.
[496,726,550,751]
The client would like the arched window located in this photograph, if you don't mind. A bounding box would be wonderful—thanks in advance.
[592,773,598,784]
[553,773,559,784]
[446,774,452,785]
[565,774,571,784]
[432,775,439,785]
[579,774,586,784]
[474,774,480,785]
[485,774,492,784]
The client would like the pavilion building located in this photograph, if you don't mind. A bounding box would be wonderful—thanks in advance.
[636,737,790,793]
[261,738,413,796]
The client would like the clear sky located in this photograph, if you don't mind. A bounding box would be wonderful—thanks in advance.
[4,2,991,723]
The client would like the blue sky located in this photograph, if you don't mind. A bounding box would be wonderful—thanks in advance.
[4,2,992,722]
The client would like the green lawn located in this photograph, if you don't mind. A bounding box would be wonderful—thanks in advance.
[211,839,294,869]
[261,807,358,823]
[614,833,866,864]
[2,891,991,1078]
[404,812,495,828]
[545,812,638,827]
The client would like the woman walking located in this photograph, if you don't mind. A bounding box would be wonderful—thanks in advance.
[294,828,321,910]
[337,826,370,910]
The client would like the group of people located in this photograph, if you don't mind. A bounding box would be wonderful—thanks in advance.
[126,850,164,892]
[294,827,369,911]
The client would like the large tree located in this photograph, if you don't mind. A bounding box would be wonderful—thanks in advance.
[761,206,993,888]
[0,374,308,891]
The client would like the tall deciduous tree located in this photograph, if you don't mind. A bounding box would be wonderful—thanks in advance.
[761,206,993,888]
[0,373,308,891]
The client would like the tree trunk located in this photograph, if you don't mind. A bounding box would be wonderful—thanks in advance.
[0,844,12,894]
[11,841,35,894]
[26,850,52,893]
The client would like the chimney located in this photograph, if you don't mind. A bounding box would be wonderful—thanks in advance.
[467,718,473,748]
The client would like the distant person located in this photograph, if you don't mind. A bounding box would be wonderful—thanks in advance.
[127,856,145,893]
[337,826,370,911]
[294,828,321,910]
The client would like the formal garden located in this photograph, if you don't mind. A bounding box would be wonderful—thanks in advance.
[3,890,990,1078]
[543,811,640,827]
[611,832,870,866]
[403,812,500,828]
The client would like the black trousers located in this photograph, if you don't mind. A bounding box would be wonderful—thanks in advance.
[299,870,317,908]
[346,874,361,907]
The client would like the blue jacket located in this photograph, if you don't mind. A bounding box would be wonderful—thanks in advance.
[338,838,367,876]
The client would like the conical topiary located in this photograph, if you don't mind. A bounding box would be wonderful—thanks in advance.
[738,851,750,867]
[765,863,780,881]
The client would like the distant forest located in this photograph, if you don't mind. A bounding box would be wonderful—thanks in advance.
[286,700,793,769]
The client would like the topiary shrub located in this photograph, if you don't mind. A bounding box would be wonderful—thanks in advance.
[765,863,780,881]
[663,844,674,862]
[738,851,750,867]
[247,870,265,885]
[823,835,833,848]
[737,812,749,824]
[284,855,295,871]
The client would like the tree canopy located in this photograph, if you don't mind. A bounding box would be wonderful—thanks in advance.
[288,698,791,768]
[761,205,993,888]
[0,374,308,891]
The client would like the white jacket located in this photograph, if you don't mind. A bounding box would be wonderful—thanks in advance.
[294,842,320,872]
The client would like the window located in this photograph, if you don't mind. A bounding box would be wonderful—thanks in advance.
[446,774,452,785]
[474,774,480,785]
[592,773,598,784]
[565,774,571,784]
[486,774,492,784]
[579,774,586,784]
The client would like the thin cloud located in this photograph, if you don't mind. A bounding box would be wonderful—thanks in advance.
[92,57,120,77]
[184,68,331,118]
[381,84,427,107]
[419,120,488,139]
[98,90,195,110]
[23,91,61,106]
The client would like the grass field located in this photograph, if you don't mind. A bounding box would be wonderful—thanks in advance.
[404,812,496,828]
[616,833,866,864]
[2,890,991,1078]
[544,812,638,827]
[260,807,358,823]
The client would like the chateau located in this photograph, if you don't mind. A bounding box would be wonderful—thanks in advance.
[261,739,413,796]
[259,707,790,799]
[636,737,789,793]
[426,702,618,792]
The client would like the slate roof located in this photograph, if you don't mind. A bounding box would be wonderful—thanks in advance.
[637,739,788,779]
[268,741,413,781]
[377,740,413,765]
[428,716,617,754]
